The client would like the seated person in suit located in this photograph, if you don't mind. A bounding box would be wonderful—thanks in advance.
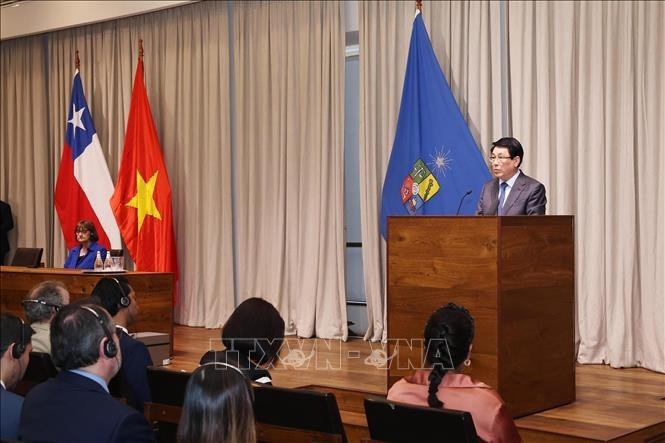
[177,362,255,443]
[91,277,153,412]
[19,303,154,443]
[387,303,521,443]
[0,313,33,440]
[200,297,285,384]
[63,219,108,269]
[476,137,546,216]
[22,280,70,354]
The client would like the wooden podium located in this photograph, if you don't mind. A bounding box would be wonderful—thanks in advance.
[386,216,575,418]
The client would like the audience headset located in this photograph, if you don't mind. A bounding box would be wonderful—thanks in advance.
[80,306,118,358]
[11,317,27,359]
[22,299,62,311]
[112,277,131,308]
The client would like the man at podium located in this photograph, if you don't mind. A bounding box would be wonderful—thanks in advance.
[476,137,547,216]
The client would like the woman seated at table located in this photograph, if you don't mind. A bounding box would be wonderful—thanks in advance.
[200,297,285,385]
[63,220,107,269]
[387,303,521,443]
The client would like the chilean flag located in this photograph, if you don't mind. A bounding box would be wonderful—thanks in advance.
[55,69,121,251]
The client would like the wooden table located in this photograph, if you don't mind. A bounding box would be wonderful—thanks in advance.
[0,266,174,351]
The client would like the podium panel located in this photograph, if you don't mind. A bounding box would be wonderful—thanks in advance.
[0,266,174,351]
[387,216,574,417]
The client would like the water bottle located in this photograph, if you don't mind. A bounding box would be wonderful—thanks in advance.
[94,251,104,271]
[104,252,113,271]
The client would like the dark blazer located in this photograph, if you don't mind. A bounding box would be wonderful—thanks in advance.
[0,200,13,264]
[200,349,273,384]
[476,172,546,216]
[19,370,154,443]
[117,330,153,412]
[1,387,23,440]
[63,242,107,269]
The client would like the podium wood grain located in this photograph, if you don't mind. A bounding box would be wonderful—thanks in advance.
[386,216,575,418]
[0,266,174,351]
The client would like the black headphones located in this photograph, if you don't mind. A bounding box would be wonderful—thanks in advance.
[12,317,27,359]
[80,306,117,358]
[111,278,131,308]
[22,299,62,311]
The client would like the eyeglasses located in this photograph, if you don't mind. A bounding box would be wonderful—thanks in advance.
[76,229,90,234]
[488,156,513,163]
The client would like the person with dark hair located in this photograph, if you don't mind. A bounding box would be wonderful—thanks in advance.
[91,277,153,412]
[200,297,285,384]
[177,362,256,443]
[63,219,108,269]
[387,303,521,443]
[1,313,33,440]
[22,280,70,354]
[0,199,13,265]
[476,137,546,216]
[18,303,154,442]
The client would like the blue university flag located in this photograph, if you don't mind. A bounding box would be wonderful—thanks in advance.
[379,11,491,238]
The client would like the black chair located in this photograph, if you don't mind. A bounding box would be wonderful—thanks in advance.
[12,352,58,396]
[109,249,124,257]
[10,247,43,267]
[145,367,192,443]
[253,384,347,443]
[363,397,479,443]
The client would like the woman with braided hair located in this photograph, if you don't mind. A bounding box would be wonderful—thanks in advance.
[387,303,521,443]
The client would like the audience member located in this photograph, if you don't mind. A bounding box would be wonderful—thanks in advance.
[63,219,108,269]
[387,303,521,443]
[22,280,70,354]
[200,297,285,384]
[19,303,154,442]
[177,362,256,443]
[0,313,33,440]
[92,276,152,412]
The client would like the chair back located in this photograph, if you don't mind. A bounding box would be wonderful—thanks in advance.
[147,366,192,406]
[363,397,479,443]
[109,249,124,257]
[253,384,347,443]
[12,351,58,396]
[11,247,43,267]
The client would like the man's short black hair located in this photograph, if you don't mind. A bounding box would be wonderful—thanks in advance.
[491,137,524,167]
[90,277,131,316]
[50,303,114,370]
[1,313,33,356]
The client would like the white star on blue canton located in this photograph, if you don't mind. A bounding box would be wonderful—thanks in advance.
[67,104,86,136]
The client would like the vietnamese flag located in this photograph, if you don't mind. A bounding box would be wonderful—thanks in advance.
[111,48,178,292]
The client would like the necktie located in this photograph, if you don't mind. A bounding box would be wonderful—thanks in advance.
[498,182,508,215]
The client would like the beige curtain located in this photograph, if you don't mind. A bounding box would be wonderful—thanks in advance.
[358,1,503,341]
[507,1,665,372]
[233,1,347,339]
[0,35,51,263]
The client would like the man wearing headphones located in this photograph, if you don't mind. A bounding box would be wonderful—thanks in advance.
[92,277,153,412]
[22,280,70,354]
[1,313,33,440]
[19,303,154,442]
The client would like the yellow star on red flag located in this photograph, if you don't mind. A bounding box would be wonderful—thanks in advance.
[126,170,162,230]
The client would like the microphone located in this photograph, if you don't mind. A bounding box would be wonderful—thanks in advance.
[455,190,473,215]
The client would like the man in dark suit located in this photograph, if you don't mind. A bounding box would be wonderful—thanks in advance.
[92,277,153,412]
[1,313,33,440]
[476,137,547,216]
[0,199,13,264]
[19,303,154,443]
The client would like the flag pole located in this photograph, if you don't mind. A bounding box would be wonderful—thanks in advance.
[75,50,80,70]
[139,39,144,60]
[416,0,422,11]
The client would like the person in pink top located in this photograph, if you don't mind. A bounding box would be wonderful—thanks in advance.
[387,303,521,443]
